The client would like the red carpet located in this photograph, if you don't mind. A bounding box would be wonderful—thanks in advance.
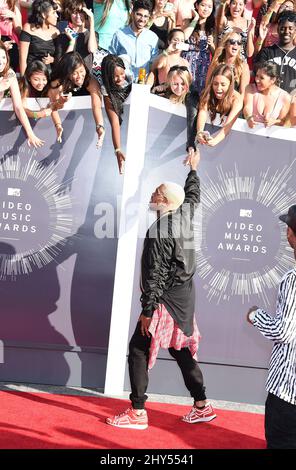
[0,391,265,449]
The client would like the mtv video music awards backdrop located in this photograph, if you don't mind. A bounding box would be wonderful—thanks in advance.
[125,97,296,403]
[0,99,127,387]
[1,89,296,403]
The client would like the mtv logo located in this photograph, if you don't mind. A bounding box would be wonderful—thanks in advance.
[7,187,21,197]
[240,209,252,218]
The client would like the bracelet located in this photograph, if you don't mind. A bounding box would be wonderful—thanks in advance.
[33,111,38,120]
[245,114,253,121]
[96,124,105,131]
[190,19,198,27]
[55,123,63,128]
[114,148,121,154]
[256,40,263,46]
[42,108,51,118]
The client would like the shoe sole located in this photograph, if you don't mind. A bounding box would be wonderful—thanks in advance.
[106,421,148,430]
[182,414,217,424]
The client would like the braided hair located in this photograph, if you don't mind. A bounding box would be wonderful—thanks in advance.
[101,54,132,125]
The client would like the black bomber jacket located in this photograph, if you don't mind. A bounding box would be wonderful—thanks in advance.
[140,170,200,336]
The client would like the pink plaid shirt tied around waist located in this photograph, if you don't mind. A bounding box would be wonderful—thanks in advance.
[148,304,201,370]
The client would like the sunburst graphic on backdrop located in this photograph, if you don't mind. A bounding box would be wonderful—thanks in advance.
[195,162,296,305]
[0,152,73,279]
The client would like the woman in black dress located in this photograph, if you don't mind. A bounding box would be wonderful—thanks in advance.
[54,0,97,71]
[19,0,60,76]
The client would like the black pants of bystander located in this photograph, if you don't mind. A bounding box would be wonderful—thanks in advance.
[265,392,296,449]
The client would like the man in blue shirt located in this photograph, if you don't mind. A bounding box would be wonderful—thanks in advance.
[109,0,159,82]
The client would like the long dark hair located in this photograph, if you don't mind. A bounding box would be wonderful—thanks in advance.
[19,60,50,98]
[254,61,280,86]
[101,54,131,125]
[200,64,234,123]
[225,0,247,19]
[63,0,87,22]
[29,0,58,28]
[0,40,10,77]
[98,0,131,28]
[51,52,90,92]
[193,0,216,36]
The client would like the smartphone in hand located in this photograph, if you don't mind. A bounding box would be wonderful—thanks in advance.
[203,131,213,141]
[164,2,174,12]
[175,42,190,52]
[65,27,79,39]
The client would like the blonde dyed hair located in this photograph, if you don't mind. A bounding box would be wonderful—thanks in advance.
[167,67,192,104]
[163,182,185,210]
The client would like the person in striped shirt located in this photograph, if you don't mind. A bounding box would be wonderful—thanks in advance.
[247,204,296,449]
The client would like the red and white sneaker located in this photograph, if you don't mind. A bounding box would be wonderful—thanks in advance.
[106,408,148,430]
[182,403,216,424]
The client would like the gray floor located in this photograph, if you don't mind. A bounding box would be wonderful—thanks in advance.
[0,381,265,414]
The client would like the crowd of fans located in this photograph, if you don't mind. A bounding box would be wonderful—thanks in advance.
[1,0,296,172]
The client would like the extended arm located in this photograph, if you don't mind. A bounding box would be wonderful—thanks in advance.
[10,75,44,147]
[88,77,105,147]
[249,272,296,344]
[104,95,125,174]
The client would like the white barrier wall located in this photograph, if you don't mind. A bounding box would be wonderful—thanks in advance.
[106,86,296,404]
[1,86,296,404]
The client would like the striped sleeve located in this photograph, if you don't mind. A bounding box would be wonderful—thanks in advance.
[253,270,296,344]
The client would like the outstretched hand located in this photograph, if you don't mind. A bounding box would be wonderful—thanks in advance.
[96,126,105,148]
[116,150,125,175]
[246,306,258,324]
[27,133,45,148]
[56,125,63,143]
[184,147,200,171]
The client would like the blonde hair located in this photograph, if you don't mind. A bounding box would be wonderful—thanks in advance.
[166,67,192,104]
[163,182,185,210]
[211,32,243,87]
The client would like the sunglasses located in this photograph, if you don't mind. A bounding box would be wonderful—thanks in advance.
[228,39,242,46]
[169,65,189,72]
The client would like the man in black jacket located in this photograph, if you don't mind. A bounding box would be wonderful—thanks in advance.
[255,12,296,94]
[106,149,216,430]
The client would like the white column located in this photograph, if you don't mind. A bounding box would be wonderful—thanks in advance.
[104,84,151,395]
